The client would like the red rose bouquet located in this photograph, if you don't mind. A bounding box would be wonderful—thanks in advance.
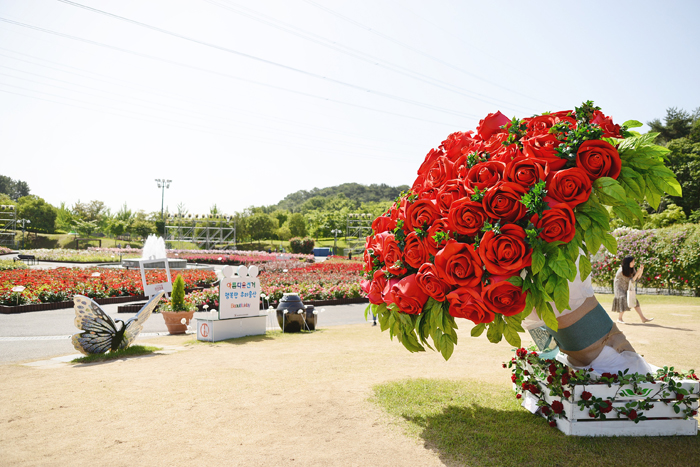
[361,101,681,360]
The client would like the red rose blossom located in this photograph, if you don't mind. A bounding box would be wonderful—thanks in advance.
[551,400,564,414]
[531,203,576,243]
[504,156,546,188]
[403,231,429,269]
[415,263,451,302]
[424,218,451,256]
[447,198,487,237]
[437,179,467,214]
[478,224,532,276]
[446,286,494,324]
[464,160,505,192]
[434,239,483,287]
[476,111,510,140]
[406,199,441,232]
[522,134,567,171]
[581,391,592,401]
[481,279,527,316]
[576,140,621,181]
[591,110,622,138]
[545,167,592,207]
[366,269,388,305]
[390,274,429,315]
[382,235,406,276]
[481,181,528,223]
[440,131,478,161]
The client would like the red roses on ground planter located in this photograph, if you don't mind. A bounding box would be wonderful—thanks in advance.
[361,101,682,359]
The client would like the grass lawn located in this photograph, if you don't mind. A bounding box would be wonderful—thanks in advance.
[71,345,162,363]
[371,296,700,467]
[372,378,699,467]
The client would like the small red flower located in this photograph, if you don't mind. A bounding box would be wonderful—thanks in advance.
[676,393,684,401]
[541,406,551,416]
[563,390,571,399]
[549,420,557,428]
[581,391,592,401]
[551,400,564,414]
[627,409,638,421]
[516,394,522,399]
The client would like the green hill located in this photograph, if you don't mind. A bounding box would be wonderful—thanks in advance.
[273,183,408,212]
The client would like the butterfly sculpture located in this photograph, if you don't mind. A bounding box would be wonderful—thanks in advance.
[71,291,165,355]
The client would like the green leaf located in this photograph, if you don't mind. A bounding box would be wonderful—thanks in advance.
[552,276,570,312]
[584,223,603,255]
[486,321,503,343]
[594,177,627,207]
[645,176,661,210]
[550,256,577,281]
[364,303,372,320]
[576,213,592,230]
[579,254,591,281]
[541,302,558,331]
[440,339,454,360]
[531,248,545,275]
[618,167,645,200]
[503,322,522,348]
[507,276,523,287]
[622,120,643,129]
[471,323,486,337]
[601,232,617,255]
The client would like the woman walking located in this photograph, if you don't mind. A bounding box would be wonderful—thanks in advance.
[612,256,653,324]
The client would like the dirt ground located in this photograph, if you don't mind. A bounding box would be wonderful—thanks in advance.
[1,300,699,467]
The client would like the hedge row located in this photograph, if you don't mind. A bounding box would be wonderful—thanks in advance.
[591,224,700,296]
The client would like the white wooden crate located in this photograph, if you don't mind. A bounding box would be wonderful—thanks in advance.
[517,360,699,436]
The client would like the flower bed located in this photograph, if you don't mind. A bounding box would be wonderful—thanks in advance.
[507,349,699,436]
[22,248,140,262]
[259,260,366,302]
[0,268,217,306]
[591,225,700,296]
[0,246,12,255]
[24,247,314,264]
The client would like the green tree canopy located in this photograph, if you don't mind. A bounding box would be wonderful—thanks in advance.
[17,195,57,233]
[288,212,307,238]
[647,106,700,217]
[0,175,30,200]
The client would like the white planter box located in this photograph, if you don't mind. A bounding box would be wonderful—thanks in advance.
[195,314,266,342]
[515,358,699,437]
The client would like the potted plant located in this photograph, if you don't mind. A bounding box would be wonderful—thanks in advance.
[160,274,196,334]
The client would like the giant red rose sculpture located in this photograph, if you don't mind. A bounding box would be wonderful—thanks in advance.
[362,101,682,360]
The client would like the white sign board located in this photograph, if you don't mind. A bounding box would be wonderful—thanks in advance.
[219,265,261,319]
[138,258,173,298]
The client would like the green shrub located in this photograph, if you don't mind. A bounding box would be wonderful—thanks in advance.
[289,237,315,254]
[170,274,187,311]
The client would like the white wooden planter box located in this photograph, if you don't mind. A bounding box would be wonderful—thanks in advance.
[520,362,699,437]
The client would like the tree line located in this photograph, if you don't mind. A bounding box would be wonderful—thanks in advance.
[0,182,407,246]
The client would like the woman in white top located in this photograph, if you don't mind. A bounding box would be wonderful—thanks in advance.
[612,256,653,324]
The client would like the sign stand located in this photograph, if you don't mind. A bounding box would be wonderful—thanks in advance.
[196,265,266,342]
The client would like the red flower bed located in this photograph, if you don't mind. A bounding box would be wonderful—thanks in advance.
[260,260,366,302]
[0,268,217,305]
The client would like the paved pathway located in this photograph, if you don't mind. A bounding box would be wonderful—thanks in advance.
[1,252,373,363]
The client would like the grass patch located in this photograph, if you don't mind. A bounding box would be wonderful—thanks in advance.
[72,345,162,363]
[371,378,700,467]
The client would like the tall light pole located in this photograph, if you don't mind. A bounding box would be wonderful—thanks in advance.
[20,219,30,249]
[155,179,171,222]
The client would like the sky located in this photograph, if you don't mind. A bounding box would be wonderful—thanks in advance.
[1,0,699,218]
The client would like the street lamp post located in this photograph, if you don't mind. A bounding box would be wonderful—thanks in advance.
[331,228,342,255]
[155,179,172,223]
[20,219,30,249]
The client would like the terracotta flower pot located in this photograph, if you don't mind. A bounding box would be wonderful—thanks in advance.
[161,310,195,335]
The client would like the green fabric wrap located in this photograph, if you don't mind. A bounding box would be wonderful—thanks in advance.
[545,303,613,352]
